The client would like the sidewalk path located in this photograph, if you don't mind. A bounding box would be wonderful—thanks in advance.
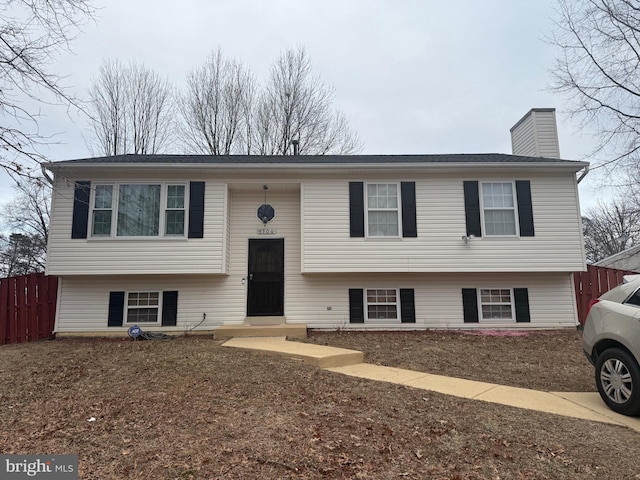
[222,336,640,433]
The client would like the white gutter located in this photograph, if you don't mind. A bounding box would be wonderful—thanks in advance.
[42,161,591,172]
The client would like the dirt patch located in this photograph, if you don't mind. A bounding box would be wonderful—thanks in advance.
[0,335,637,479]
[304,329,594,391]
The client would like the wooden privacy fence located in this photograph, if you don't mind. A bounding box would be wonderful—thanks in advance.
[0,273,58,345]
[573,264,638,325]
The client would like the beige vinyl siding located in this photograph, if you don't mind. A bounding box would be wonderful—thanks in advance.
[224,187,302,323]
[302,172,585,273]
[55,272,576,332]
[511,109,560,158]
[511,112,537,157]
[289,272,577,329]
[55,275,228,333]
[46,177,227,275]
[56,187,304,331]
[534,110,561,158]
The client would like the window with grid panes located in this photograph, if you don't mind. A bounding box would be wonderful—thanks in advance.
[481,182,517,236]
[165,185,186,235]
[126,292,160,323]
[479,288,514,320]
[92,185,113,236]
[366,289,398,320]
[89,183,186,237]
[366,183,400,237]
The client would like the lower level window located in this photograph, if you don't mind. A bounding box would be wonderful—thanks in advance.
[127,292,160,323]
[479,288,513,320]
[366,289,398,320]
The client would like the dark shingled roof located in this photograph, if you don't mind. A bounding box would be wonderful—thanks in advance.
[46,153,587,166]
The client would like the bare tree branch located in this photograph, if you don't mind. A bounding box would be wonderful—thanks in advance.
[0,176,51,275]
[0,0,94,178]
[179,46,361,156]
[549,0,640,173]
[253,47,361,155]
[178,48,255,155]
[86,59,174,155]
[582,195,640,262]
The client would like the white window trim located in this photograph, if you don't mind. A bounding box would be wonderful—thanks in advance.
[365,182,402,238]
[90,183,114,237]
[479,181,519,238]
[164,184,187,237]
[478,287,515,322]
[89,182,189,238]
[124,291,162,325]
[365,287,400,322]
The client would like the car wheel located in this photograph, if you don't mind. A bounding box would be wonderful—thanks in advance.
[595,348,640,417]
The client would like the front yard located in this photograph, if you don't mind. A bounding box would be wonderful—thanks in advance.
[0,331,637,479]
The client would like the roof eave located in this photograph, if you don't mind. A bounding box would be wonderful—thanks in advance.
[43,160,589,172]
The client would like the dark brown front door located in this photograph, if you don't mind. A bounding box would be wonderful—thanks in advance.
[247,239,284,316]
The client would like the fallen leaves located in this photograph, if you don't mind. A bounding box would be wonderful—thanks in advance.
[0,335,637,479]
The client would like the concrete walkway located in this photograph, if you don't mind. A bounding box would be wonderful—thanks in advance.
[222,336,640,433]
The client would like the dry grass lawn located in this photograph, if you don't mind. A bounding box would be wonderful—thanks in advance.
[0,330,638,479]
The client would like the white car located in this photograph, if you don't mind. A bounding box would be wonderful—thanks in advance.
[582,275,640,416]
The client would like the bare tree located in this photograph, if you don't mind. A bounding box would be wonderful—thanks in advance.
[180,47,361,156]
[252,47,361,155]
[582,197,640,262]
[0,0,94,178]
[0,177,51,275]
[550,0,640,173]
[87,60,128,155]
[87,60,174,155]
[179,49,255,154]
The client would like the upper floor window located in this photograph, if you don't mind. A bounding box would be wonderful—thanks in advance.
[117,184,161,236]
[165,185,186,235]
[91,183,186,237]
[92,185,113,236]
[481,182,518,236]
[366,183,400,237]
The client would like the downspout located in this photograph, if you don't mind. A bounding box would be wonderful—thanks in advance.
[40,163,54,185]
[577,165,590,184]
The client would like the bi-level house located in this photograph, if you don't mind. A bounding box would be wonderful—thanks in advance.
[44,109,588,335]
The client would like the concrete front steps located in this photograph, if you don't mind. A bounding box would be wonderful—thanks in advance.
[214,317,307,339]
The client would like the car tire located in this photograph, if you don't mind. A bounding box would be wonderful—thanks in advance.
[595,348,640,417]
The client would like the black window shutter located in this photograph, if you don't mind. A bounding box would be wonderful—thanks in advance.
[514,288,531,323]
[349,288,364,323]
[401,182,417,238]
[188,181,205,238]
[108,291,125,327]
[162,291,179,326]
[515,181,535,237]
[463,181,482,237]
[462,288,479,323]
[71,181,91,239]
[349,182,365,238]
[400,289,416,323]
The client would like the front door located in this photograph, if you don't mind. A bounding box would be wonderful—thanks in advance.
[247,239,284,316]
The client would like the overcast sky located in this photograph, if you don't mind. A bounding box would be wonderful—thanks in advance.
[2,0,609,210]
